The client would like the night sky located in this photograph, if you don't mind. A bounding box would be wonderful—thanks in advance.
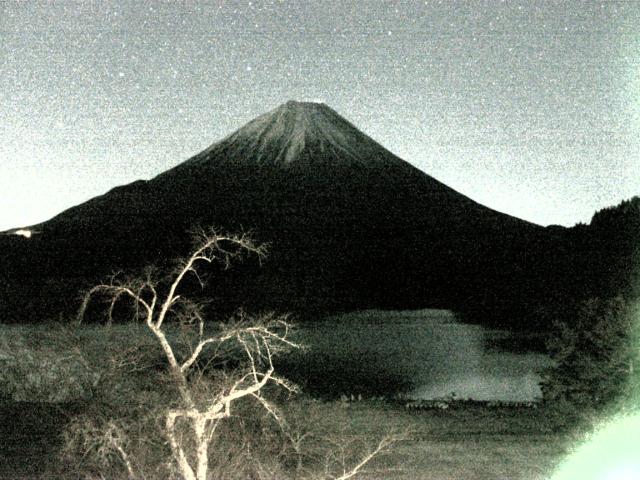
[1,0,639,231]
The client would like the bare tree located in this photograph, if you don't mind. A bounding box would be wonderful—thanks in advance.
[77,229,399,480]
[78,230,293,479]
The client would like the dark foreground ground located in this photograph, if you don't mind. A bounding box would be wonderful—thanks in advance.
[0,399,574,480]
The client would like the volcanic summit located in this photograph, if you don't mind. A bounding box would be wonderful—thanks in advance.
[183,100,398,168]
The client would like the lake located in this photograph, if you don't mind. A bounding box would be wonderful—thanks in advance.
[281,309,553,402]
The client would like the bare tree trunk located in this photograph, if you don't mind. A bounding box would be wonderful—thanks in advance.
[194,418,209,480]
[166,413,197,480]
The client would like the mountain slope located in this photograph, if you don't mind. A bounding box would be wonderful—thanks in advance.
[1,101,550,324]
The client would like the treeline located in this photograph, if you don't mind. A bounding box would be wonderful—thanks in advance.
[459,196,639,328]
[539,197,640,419]
[547,195,639,320]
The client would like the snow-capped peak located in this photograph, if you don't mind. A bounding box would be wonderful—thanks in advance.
[188,100,406,169]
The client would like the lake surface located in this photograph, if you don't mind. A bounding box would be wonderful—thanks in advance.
[286,309,553,402]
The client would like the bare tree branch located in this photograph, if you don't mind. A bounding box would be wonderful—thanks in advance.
[180,338,218,373]
[332,435,399,480]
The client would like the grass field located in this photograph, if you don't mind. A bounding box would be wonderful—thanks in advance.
[295,398,577,480]
[0,319,577,479]
[0,397,575,479]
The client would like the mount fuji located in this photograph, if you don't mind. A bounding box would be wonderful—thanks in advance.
[1,101,553,324]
